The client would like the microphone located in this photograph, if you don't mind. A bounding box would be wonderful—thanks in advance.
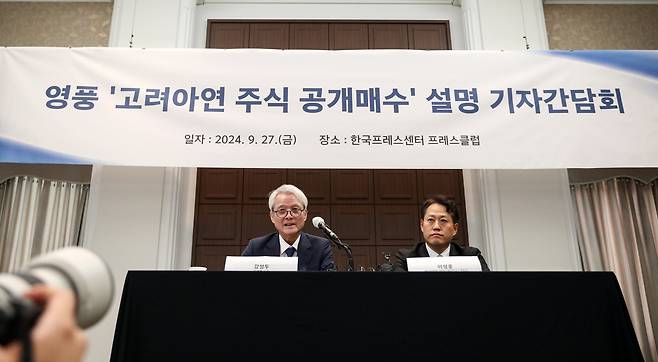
[312,216,354,272]
[312,217,338,240]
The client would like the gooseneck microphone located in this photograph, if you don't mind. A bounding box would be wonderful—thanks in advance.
[312,217,354,272]
[312,217,338,240]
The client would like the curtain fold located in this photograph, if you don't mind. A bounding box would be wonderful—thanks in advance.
[0,176,89,272]
[572,178,658,362]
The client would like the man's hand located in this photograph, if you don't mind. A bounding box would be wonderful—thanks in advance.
[0,285,87,362]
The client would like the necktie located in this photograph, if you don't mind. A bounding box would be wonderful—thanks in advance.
[284,246,296,257]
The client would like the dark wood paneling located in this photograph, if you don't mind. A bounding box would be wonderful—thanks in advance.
[417,169,468,243]
[374,170,417,204]
[241,205,275,244]
[197,21,457,270]
[195,245,242,271]
[329,23,368,50]
[198,169,243,204]
[287,169,331,204]
[290,23,329,49]
[243,169,286,204]
[207,22,249,48]
[375,205,419,246]
[331,170,373,204]
[408,23,450,50]
[369,24,409,49]
[196,204,242,245]
[250,23,289,49]
[417,170,463,201]
[331,205,375,246]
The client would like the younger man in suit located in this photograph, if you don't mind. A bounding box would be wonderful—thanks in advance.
[242,184,335,271]
[395,195,490,272]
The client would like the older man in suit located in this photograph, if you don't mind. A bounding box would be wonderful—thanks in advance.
[395,195,490,272]
[242,184,335,271]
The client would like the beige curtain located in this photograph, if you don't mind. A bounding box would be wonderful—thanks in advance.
[572,177,658,362]
[0,176,89,272]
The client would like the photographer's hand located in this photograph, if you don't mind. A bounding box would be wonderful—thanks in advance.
[0,286,87,362]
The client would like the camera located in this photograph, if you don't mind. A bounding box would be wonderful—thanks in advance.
[0,247,114,345]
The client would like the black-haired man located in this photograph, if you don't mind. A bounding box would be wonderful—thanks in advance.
[394,195,490,272]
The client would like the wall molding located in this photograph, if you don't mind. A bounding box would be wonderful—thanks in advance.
[177,0,197,48]
[522,0,550,50]
[154,167,198,270]
[79,165,104,248]
[462,170,509,271]
[478,170,508,271]
[155,168,180,270]
[461,0,484,50]
[560,169,584,271]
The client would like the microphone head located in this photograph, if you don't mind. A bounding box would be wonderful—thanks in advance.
[312,216,325,229]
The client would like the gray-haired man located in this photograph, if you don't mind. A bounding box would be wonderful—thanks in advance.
[242,184,336,271]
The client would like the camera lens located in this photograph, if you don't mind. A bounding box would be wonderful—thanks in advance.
[0,247,114,344]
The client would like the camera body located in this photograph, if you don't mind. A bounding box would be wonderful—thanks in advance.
[0,247,114,345]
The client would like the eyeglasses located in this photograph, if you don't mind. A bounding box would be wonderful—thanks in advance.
[272,207,305,218]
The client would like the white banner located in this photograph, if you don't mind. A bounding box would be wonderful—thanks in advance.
[1,48,657,168]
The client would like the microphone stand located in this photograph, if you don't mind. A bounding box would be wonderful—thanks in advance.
[333,237,354,272]
[323,232,354,272]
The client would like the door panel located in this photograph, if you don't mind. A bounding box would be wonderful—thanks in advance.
[329,23,369,50]
[196,204,242,245]
[243,169,286,204]
[369,24,408,49]
[287,169,331,204]
[408,23,450,50]
[375,205,420,246]
[331,205,376,246]
[331,170,373,204]
[291,23,329,49]
[250,23,289,49]
[198,169,243,204]
[207,23,249,49]
[374,170,418,204]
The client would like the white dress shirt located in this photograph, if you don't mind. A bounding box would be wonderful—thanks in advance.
[425,243,451,257]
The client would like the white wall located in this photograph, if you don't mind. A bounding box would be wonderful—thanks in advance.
[494,170,580,270]
[82,1,580,361]
[81,166,165,362]
[82,166,196,362]
[461,0,579,271]
[109,0,194,48]
[81,2,197,362]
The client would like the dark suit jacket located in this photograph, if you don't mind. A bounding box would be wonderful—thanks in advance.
[242,232,336,271]
[394,242,491,272]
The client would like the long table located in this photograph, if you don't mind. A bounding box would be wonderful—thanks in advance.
[110,271,643,361]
